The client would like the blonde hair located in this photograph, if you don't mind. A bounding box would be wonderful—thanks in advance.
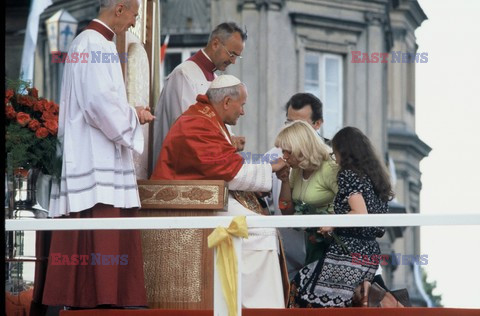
[274,120,330,170]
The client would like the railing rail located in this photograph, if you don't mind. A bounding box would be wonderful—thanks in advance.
[5,213,480,231]
[6,213,480,315]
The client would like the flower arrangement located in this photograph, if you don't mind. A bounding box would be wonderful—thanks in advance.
[5,79,61,177]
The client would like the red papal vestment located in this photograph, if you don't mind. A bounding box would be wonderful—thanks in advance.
[151,95,285,308]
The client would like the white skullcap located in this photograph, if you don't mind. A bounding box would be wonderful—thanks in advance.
[209,75,241,89]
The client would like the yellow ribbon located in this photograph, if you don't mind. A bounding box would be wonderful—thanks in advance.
[208,216,248,316]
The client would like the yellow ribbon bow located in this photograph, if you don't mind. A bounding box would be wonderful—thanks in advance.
[208,216,248,316]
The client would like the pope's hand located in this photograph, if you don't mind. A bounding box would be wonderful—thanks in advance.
[271,158,288,172]
[232,136,246,151]
[136,106,155,124]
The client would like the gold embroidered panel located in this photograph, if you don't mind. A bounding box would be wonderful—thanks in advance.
[137,180,228,210]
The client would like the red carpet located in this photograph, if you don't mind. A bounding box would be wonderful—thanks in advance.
[60,307,480,316]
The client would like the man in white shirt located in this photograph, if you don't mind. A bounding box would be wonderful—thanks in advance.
[152,22,247,169]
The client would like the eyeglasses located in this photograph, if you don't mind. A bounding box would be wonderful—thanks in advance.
[221,43,242,60]
[329,152,336,161]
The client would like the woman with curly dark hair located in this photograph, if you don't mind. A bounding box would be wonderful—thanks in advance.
[288,126,394,308]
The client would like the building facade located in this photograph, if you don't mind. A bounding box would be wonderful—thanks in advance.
[5,0,432,306]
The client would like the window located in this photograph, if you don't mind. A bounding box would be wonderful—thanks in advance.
[304,52,343,140]
[161,48,200,81]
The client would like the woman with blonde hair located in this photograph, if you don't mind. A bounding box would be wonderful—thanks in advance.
[274,120,338,266]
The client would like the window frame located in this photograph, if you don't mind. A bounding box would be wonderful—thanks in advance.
[304,51,344,140]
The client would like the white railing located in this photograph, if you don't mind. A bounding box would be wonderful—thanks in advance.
[6,213,480,315]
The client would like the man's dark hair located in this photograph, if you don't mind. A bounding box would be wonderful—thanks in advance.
[209,22,248,43]
[285,93,323,122]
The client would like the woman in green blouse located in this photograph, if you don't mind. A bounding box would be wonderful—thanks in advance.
[275,120,339,265]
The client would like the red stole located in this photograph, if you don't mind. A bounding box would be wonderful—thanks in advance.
[83,20,115,41]
[151,95,243,181]
[188,50,216,81]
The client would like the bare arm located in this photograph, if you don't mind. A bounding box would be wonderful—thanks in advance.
[276,166,294,215]
[319,192,368,237]
[347,193,368,215]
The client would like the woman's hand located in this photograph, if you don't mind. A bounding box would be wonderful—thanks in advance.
[275,165,290,182]
[318,226,334,238]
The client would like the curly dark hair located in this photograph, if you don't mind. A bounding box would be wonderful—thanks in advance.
[332,126,394,202]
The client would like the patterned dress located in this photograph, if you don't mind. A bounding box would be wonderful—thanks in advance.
[288,169,389,307]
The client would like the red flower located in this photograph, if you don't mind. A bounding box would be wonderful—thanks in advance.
[42,110,57,121]
[6,105,16,119]
[26,97,35,107]
[6,89,14,100]
[28,87,39,98]
[5,97,10,105]
[17,95,35,107]
[35,127,49,139]
[28,119,41,131]
[34,99,47,112]
[16,112,31,126]
[44,119,58,135]
[44,101,57,113]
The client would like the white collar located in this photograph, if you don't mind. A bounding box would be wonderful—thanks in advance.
[201,49,213,62]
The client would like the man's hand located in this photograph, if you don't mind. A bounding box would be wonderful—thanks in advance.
[275,165,290,182]
[135,106,155,124]
[231,136,246,152]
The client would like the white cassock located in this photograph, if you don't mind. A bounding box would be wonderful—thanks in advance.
[152,55,212,169]
[216,132,285,308]
[49,25,143,217]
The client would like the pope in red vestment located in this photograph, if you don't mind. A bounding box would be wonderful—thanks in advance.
[151,75,288,308]
[151,94,244,181]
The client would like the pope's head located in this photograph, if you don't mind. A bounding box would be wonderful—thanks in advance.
[206,75,247,126]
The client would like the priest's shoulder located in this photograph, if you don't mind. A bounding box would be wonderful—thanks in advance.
[166,60,204,81]
[70,30,112,53]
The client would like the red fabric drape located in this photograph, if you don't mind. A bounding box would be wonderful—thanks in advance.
[41,204,147,308]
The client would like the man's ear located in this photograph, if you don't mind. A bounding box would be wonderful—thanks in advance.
[212,37,221,49]
[312,119,323,131]
[223,96,230,110]
[115,3,125,16]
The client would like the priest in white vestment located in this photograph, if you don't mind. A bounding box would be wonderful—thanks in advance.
[41,0,154,309]
[152,22,247,168]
